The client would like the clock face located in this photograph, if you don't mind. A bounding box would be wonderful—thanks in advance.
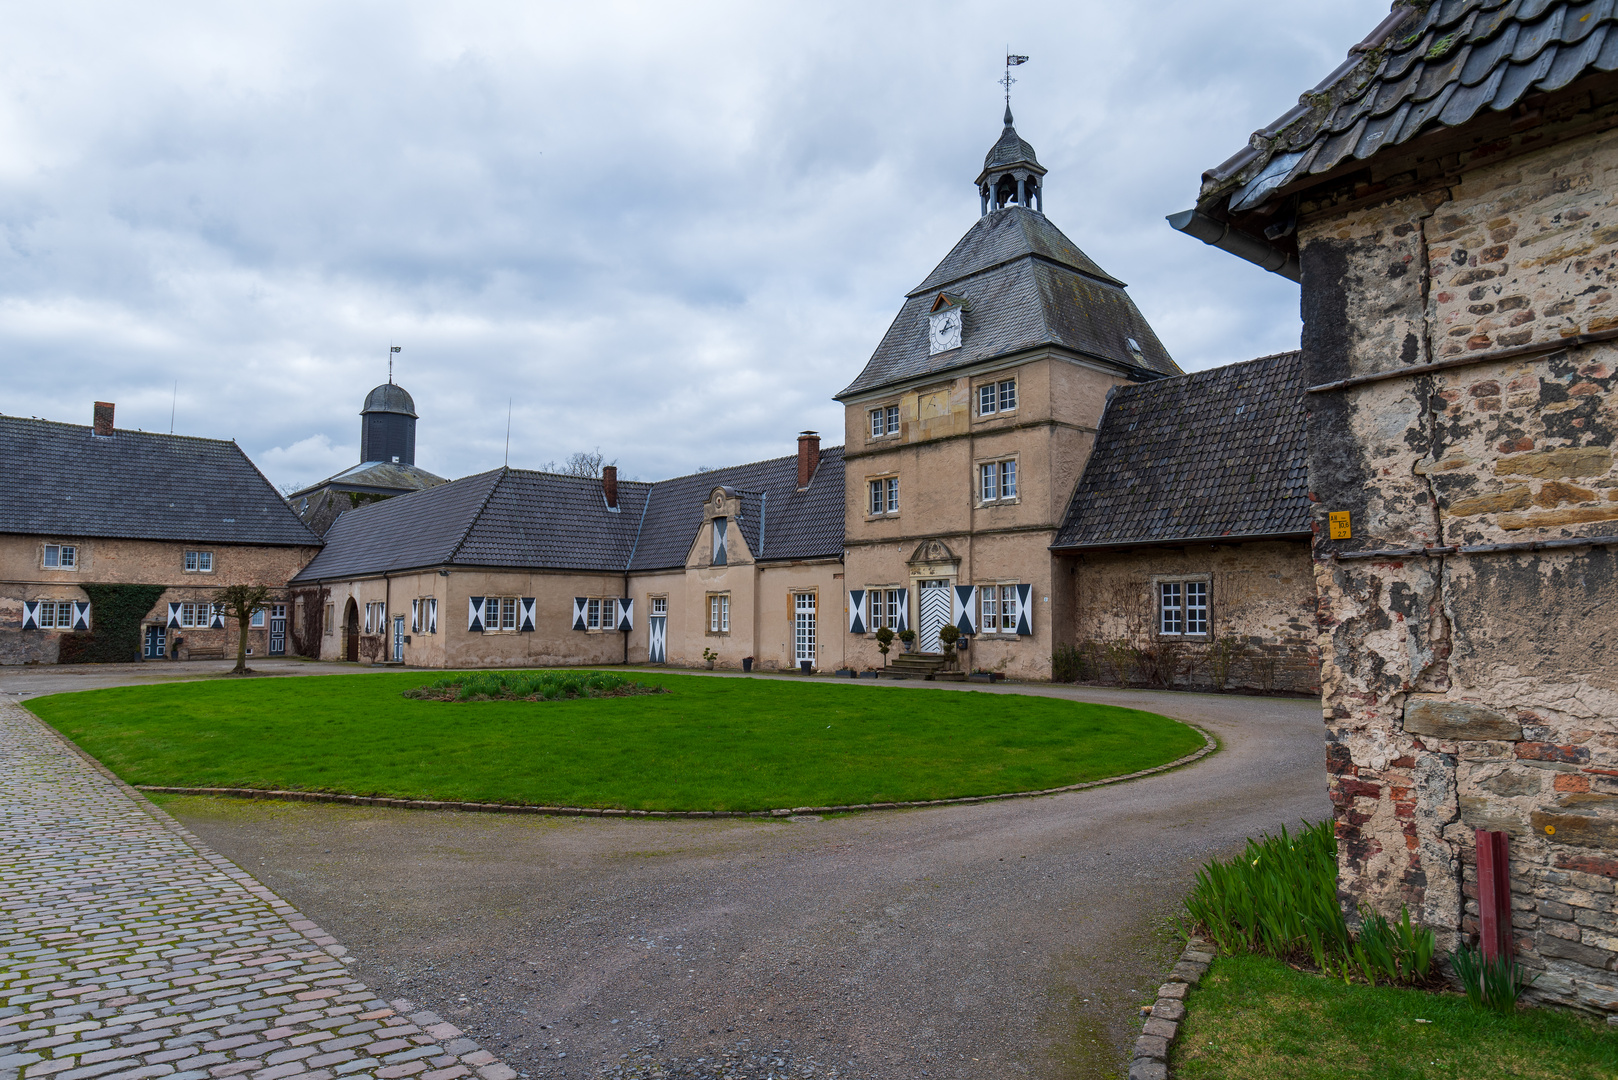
[929,308,962,354]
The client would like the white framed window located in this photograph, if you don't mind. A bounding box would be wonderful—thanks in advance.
[587,598,601,630]
[177,602,221,629]
[481,596,517,631]
[184,550,214,573]
[651,596,668,616]
[978,378,1018,416]
[980,584,1019,633]
[708,593,730,633]
[794,592,817,663]
[1158,579,1210,637]
[868,404,901,439]
[36,600,76,629]
[43,544,77,570]
[868,476,899,515]
[250,609,266,628]
[979,458,1018,502]
[868,588,905,630]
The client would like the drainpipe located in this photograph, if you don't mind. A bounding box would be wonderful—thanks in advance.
[383,571,391,664]
[1167,208,1301,282]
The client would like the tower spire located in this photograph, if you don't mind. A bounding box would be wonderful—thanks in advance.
[978,54,1044,217]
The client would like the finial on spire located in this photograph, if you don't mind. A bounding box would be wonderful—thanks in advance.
[1001,50,1029,112]
[388,344,401,384]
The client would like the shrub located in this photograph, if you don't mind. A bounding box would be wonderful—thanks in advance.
[1451,946,1536,1012]
[875,626,894,658]
[1207,635,1242,691]
[1051,643,1089,683]
[1181,820,1436,986]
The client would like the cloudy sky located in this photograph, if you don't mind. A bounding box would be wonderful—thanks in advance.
[1,1,1388,489]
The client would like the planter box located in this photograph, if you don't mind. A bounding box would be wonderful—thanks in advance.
[968,672,1004,683]
[835,668,856,678]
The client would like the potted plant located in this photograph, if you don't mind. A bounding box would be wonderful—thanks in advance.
[898,628,916,653]
[875,626,894,666]
[939,624,959,651]
[702,647,717,670]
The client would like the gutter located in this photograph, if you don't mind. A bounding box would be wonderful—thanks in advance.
[1167,209,1301,283]
[1051,530,1312,553]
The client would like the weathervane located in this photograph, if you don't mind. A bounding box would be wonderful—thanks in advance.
[1002,50,1029,110]
[388,344,401,384]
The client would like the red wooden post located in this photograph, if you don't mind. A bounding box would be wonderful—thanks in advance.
[1475,828,1512,960]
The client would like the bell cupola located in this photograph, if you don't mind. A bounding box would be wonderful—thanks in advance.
[976,106,1046,215]
[359,381,418,465]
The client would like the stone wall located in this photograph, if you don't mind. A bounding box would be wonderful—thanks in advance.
[1064,540,1318,694]
[1300,125,1618,1013]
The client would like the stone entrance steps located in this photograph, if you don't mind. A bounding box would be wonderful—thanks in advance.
[883,653,957,680]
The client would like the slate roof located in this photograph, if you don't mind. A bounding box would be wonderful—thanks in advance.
[1052,352,1310,549]
[1202,0,1618,213]
[981,108,1043,174]
[838,207,1179,398]
[627,447,846,571]
[0,416,320,547]
[362,383,417,417]
[286,460,448,501]
[294,448,845,581]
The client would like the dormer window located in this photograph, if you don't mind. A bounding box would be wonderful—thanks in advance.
[927,292,966,355]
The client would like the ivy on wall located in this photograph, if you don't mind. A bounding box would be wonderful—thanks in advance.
[289,585,329,658]
[57,584,169,665]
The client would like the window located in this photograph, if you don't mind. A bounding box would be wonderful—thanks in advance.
[43,544,77,570]
[651,596,668,616]
[979,459,1018,502]
[36,600,77,629]
[869,404,900,439]
[868,476,899,516]
[250,609,266,628]
[980,585,1019,633]
[587,598,601,630]
[184,550,213,573]
[794,592,817,663]
[977,378,1018,416]
[869,588,905,630]
[177,602,221,629]
[364,602,386,634]
[708,593,730,634]
[1158,579,1209,637]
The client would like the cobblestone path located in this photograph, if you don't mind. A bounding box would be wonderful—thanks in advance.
[0,703,516,1080]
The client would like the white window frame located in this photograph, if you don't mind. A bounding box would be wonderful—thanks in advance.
[978,457,1019,503]
[885,476,899,514]
[1156,577,1210,638]
[868,587,903,631]
[250,608,266,628]
[651,596,668,616]
[177,602,221,630]
[587,598,602,630]
[868,476,899,517]
[980,584,1019,634]
[794,592,817,663]
[708,593,730,634]
[43,544,78,570]
[868,403,900,439]
[977,378,1017,417]
[36,600,76,630]
[184,550,214,573]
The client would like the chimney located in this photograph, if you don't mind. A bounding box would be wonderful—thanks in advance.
[601,464,618,509]
[92,402,115,437]
[797,430,820,489]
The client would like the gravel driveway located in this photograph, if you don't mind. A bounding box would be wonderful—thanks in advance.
[7,665,1327,1079]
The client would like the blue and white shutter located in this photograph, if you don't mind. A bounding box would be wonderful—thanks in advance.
[712,518,728,566]
[21,601,40,630]
[847,590,866,634]
[617,599,633,632]
[953,585,977,635]
[167,603,181,629]
[468,596,485,632]
[72,602,91,632]
[572,597,588,631]
[411,599,420,632]
[896,591,910,633]
[210,604,226,629]
[428,598,438,633]
[519,598,536,632]
[1015,584,1033,636]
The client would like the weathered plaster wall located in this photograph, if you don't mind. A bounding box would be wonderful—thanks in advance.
[1065,541,1318,694]
[1301,126,1618,1014]
[0,534,316,664]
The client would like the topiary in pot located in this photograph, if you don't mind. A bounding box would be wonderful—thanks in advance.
[898,628,916,652]
[875,626,894,665]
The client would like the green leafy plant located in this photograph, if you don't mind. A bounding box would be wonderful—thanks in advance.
[1180,820,1436,986]
[405,669,661,702]
[939,624,959,647]
[897,628,916,648]
[1450,946,1536,1012]
[1050,643,1090,683]
[56,584,169,665]
[874,626,894,663]
[702,647,718,664]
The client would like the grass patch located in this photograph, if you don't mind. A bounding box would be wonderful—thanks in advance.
[1173,953,1618,1080]
[404,669,663,702]
[27,671,1205,812]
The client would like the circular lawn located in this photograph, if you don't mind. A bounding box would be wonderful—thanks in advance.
[28,671,1207,812]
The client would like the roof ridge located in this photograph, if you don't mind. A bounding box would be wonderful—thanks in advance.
[446,468,509,564]
[0,415,243,448]
[649,444,846,486]
[502,465,656,488]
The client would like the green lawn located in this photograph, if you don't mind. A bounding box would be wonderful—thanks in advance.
[1173,953,1618,1080]
[27,671,1203,812]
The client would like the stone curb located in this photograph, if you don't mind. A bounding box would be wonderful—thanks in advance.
[13,702,523,1080]
[132,725,1218,819]
[1128,936,1215,1080]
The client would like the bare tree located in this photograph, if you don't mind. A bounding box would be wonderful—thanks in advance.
[218,584,272,675]
[542,449,616,478]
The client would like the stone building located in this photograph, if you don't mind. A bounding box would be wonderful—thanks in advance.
[836,108,1184,680]
[290,434,846,671]
[1181,0,1618,1013]
[1051,351,1317,694]
[0,404,322,664]
[286,380,446,536]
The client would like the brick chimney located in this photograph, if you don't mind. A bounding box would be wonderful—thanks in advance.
[601,464,618,509]
[92,402,115,437]
[797,430,820,489]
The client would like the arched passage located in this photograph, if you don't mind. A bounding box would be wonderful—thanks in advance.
[344,598,360,663]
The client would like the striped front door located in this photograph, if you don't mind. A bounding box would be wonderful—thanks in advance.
[918,579,951,654]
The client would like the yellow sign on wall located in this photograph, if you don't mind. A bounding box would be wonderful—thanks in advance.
[1329,511,1352,539]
